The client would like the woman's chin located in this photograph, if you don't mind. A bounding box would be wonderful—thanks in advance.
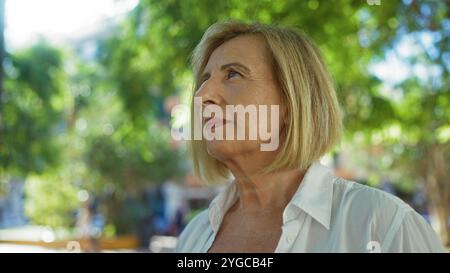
[206,139,242,160]
[206,139,261,160]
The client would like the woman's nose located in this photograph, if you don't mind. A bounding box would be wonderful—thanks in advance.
[195,77,222,106]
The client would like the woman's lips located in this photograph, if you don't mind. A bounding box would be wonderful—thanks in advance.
[205,117,230,130]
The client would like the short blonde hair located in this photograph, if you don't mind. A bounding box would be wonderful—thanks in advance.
[189,21,343,183]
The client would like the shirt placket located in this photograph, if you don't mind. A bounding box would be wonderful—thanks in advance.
[275,207,306,252]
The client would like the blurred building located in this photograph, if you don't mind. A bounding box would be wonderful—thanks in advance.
[0,178,27,228]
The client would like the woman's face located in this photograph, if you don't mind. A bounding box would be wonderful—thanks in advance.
[194,34,285,162]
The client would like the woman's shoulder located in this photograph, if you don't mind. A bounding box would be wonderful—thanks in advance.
[332,177,411,214]
[175,209,211,252]
[332,177,410,237]
[332,177,444,252]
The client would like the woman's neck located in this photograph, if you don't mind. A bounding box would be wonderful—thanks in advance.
[227,161,306,213]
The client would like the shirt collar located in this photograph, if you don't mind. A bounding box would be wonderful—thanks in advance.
[208,180,239,233]
[287,160,334,229]
[208,160,334,232]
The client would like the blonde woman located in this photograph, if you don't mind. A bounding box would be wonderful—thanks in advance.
[175,21,445,253]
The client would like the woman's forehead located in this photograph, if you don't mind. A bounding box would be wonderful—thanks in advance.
[205,35,268,71]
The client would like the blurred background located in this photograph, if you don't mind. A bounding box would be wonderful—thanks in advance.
[0,0,448,252]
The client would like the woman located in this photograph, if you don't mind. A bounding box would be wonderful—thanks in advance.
[176,21,445,253]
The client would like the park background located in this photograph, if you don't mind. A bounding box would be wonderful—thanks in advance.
[0,0,449,252]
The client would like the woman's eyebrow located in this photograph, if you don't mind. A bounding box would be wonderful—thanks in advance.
[200,62,250,81]
[220,62,250,73]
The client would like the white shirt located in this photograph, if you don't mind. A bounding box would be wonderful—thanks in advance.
[176,161,446,253]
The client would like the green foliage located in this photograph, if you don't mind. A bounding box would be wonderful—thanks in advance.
[1,41,66,177]
[24,173,80,228]
[85,123,186,192]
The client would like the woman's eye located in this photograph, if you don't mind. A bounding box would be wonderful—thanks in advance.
[199,75,209,85]
[227,70,241,79]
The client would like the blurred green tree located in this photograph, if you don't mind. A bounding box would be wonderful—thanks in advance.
[0,41,66,180]
[0,41,83,229]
